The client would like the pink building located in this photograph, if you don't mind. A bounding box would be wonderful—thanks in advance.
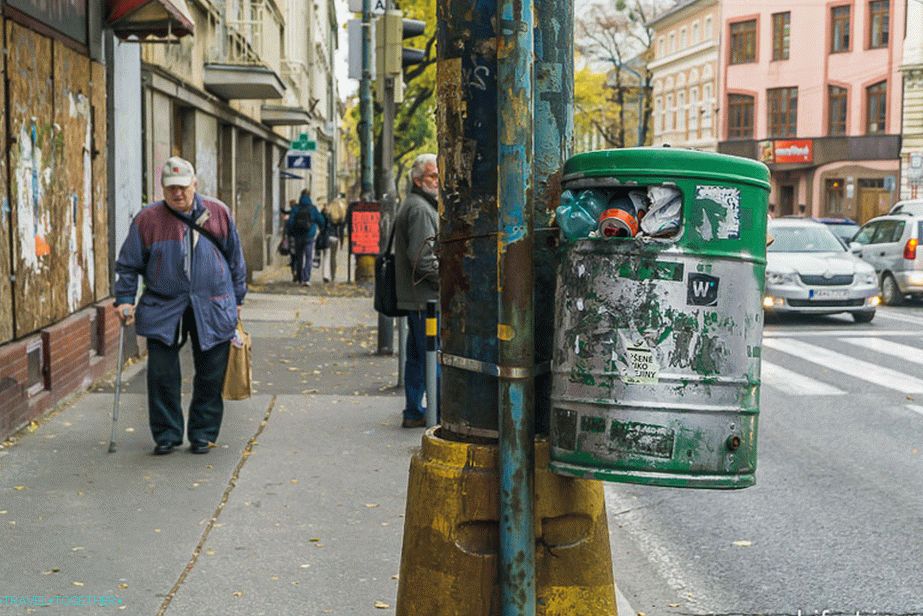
[717,0,906,222]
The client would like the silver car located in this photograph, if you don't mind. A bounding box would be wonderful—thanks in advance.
[889,199,923,215]
[764,219,879,322]
[850,213,923,305]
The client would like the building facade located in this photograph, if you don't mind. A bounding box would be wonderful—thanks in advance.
[140,0,340,275]
[0,0,341,442]
[649,0,720,151]
[900,0,923,200]
[716,0,905,221]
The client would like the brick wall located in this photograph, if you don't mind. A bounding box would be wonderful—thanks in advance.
[0,300,141,442]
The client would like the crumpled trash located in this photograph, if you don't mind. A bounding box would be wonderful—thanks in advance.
[640,186,682,237]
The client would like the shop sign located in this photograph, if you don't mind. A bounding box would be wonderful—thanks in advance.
[909,152,923,181]
[349,201,381,256]
[773,139,813,164]
[7,0,87,45]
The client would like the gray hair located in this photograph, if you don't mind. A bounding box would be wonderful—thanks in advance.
[409,153,438,183]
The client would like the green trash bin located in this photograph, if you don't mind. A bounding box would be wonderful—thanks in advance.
[549,147,771,489]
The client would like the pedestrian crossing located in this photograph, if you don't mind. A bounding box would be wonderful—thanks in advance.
[759,333,923,397]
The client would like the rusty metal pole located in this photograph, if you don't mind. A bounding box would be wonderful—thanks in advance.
[533,0,574,435]
[497,0,535,611]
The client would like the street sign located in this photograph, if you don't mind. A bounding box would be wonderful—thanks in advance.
[286,150,311,169]
[348,19,377,81]
[909,152,923,183]
[884,175,896,192]
[349,201,381,255]
[348,0,386,14]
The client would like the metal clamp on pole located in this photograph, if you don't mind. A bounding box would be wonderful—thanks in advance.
[425,299,439,428]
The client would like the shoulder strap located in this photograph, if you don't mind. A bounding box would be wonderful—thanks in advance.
[385,219,398,254]
[163,202,231,264]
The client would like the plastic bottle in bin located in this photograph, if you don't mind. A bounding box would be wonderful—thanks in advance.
[556,189,609,241]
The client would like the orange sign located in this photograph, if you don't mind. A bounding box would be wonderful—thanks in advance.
[349,201,381,255]
[773,139,813,164]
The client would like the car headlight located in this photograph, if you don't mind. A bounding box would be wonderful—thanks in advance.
[767,271,794,285]
[862,272,877,285]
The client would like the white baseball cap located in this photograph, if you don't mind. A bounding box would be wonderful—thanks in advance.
[161,156,196,187]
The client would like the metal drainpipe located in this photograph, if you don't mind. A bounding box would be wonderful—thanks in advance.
[497,0,535,611]
[533,0,574,435]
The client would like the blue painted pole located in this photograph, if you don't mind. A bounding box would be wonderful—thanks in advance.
[497,0,535,612]
[533,0,574,435]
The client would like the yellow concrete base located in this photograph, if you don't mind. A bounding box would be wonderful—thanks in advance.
[355,254,375,282]
[396,428,617,615]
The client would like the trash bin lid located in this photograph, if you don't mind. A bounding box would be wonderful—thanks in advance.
[563,147,771,191]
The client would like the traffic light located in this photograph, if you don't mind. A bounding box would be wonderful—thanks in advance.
[375,10,426,103]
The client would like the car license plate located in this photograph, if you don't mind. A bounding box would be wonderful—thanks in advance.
[809,289,848,300]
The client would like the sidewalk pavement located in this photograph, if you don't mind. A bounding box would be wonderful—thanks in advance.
[0,267,635,615]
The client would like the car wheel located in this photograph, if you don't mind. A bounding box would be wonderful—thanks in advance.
[881,274,904,306]
[852,310,875,323]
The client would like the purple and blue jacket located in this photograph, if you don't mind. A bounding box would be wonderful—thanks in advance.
[114,194,247,351]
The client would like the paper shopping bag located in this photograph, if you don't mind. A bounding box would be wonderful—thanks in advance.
[222,320,252,400]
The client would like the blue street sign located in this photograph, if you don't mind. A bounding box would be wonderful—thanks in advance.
[287,152,311,169]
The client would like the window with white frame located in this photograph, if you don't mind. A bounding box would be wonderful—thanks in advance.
[654,97,663,134]
[702,83,713,128]
[680,28,687,49]
[693,22,700,43]
[689,87,699,132]
[677,91,686,130]
[666,93,674,131]
[705,16,713,39]
[658,37,665,57]
[669,32,675,53]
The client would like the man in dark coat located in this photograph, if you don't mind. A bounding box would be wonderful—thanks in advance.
[394,153,439,428]
[114,157,247,455]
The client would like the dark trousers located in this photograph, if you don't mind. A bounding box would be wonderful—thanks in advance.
[147,308,230,446]
[403,311,440,421]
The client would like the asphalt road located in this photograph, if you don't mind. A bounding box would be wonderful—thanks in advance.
[609,302,923,616]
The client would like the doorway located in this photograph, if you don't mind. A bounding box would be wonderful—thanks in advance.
[858,179,889,223]
[779,185,795,216]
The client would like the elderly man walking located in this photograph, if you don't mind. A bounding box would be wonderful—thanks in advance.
[114,157,247,455]
[394,153,440,428]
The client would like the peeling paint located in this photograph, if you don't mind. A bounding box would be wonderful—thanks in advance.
[15,120,50,269]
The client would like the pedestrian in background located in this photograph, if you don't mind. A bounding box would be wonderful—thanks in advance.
[282,199,298,282]
[394,153,440,428]
[286,189,325,287]
[114,156,247,455]
[320,197,347,283]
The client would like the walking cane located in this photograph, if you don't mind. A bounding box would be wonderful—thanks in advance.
[108,311,128,454]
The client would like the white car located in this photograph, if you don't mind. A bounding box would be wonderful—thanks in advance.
[889,199,923,215]
[764,219,880,323]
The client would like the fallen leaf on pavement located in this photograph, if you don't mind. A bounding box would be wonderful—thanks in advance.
[42,568,61,575]
[365,503,379,508]
[13,486,26,491]
[72,581,84,587]
[309,538,321,542]
[374,601,390,609]
[232,591,243,598]
[391,574,399,580]
[118,583,128,589]
[732,540,752,547]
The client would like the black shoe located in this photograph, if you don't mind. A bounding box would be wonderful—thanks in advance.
[153,442,180,455]
[401,417,426,428]
[189,442,211,454]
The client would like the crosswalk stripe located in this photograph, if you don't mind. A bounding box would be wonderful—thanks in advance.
[763,329,912,338]
[760,360,845,395]
[839,337,923,366]
[875,309,923,327]
[762,338,923,394]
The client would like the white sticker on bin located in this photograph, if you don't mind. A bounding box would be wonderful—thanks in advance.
[696,185,741,240]
[619,336,660,385]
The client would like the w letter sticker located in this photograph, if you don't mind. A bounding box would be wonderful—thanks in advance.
[687,273,719,307]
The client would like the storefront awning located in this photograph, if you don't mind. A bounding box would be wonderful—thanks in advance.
[107,0,195,40]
